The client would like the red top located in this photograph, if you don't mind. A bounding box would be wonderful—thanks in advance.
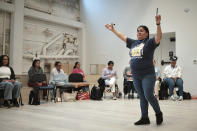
[72,68,85,78]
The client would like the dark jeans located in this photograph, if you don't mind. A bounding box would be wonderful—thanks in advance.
[133,73,161,118]
[163,78,183,96]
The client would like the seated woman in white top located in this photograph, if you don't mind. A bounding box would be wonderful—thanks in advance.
[0,55,22,108]
[102,61,118,100]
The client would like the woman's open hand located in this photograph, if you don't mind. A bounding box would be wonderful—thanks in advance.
[105,24,115,31]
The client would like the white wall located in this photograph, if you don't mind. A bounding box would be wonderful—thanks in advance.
[80,0,197,95]
[153,32,176,78]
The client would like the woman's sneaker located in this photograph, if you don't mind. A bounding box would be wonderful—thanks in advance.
[178,96,183,101]
[134,117,150,125]
[156,112,163,125]
[170,95,176,101]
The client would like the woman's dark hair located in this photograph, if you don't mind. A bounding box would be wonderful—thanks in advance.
[32,59,40,67]
[55,61,61,67]
[108,61,114,66]
[137,25,149,39]
[0,55,9,67]
[73,61,80,69]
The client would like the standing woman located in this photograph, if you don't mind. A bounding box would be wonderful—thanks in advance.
[105,14,163,125]
[0,55,22,107]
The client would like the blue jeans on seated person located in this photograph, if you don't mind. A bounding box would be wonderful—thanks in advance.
[133,73,161,118]
[0,81,14,100]
[163,78,183,96]
[0,81,22,100]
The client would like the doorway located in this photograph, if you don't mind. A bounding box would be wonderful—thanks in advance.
[150,32,176,78]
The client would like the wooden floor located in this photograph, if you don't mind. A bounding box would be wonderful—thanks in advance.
[0,99,197,131]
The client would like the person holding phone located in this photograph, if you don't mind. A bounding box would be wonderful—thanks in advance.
[105,12,163,125]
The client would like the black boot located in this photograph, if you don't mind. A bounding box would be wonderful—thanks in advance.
[3,100,11,108]
[134,117,150,125]
[131,93,134,99]
[13,98,19,107]
[156,112,163,125]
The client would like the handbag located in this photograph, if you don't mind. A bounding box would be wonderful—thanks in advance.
[77,90,90,100]
[63,91,77,102]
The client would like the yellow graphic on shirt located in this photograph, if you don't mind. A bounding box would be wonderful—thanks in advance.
[130,43,145,57]
[132,48,141,56]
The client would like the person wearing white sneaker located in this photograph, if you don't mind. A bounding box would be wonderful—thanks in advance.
[102,61,118,100]
[178,96,183,101]
[170,95,176,101]
[163,56,184,101]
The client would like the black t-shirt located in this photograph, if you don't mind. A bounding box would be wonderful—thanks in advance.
[126,37,158,76]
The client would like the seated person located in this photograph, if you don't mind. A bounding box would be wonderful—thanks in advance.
[28,58,48,99]
[123,64,135,99]
[28,58,47,87]
[49,61,74,93]
[153,60,161,100]
[50,61,67,86]
[72,61,89,91]
[72,61,85,81]
[0,55,22,107]
[50,61,89,100]
[102,61,118,100]
[163,56,183,101]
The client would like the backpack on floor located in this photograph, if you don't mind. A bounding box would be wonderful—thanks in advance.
[159,81,169,100]
[29,89,40,105]
[90,85,104,100]
[176,91,191,100]
[183,92,191,100]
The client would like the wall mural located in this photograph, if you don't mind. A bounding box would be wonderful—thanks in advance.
[23,24,79,59]
[61,34,78,56]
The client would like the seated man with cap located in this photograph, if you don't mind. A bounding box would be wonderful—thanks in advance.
[163,56,183,101]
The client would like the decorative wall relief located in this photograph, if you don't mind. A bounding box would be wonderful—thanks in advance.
[23,22,79,59]
[22,17,80,73]
[58,34,78,56]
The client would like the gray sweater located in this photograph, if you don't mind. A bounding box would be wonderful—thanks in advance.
[28,66,44,83]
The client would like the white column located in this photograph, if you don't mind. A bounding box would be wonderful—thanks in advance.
[10,0,24,74]
[78,27,87,73]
